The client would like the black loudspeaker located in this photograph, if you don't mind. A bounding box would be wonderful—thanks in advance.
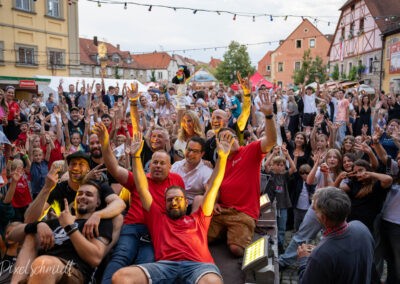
[94,36,98,46]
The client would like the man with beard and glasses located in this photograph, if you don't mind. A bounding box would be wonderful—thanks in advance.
[23,151,125,237]
[111,131,233,284]
[93,122,185,284]
[9,180,113,284]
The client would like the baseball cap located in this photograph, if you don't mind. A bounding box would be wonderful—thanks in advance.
[66,151,90,165]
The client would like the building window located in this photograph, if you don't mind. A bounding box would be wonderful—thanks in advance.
[15,0,34,12]
[118,68,123,76]
[277,81,283,88]
[112,54,120,63]
[349,22,355,37]
[309,39,315,48]
[296,40,302,48]
[47,49,65,68]
[84,65,91,73]
[95,67,100,75]
[294,61,301,71]
[47,0,61,18]
[107,67,112,76]
[368,57,373,73]
[278,62,283,72]
[341,27,345,40]
[266,65,271,71]
[359,18,364,34]
[340,64,344,74]
[0,42,4,64]
[348,62,353,74]
[158,72,163,80]
[16,44,36,65]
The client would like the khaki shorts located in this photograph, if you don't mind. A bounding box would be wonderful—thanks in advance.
[208,207,256,248]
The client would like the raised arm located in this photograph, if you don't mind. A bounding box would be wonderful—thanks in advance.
[92,122,129,185]
[24,166,59,222]
[257,90,277,153]
[236,72,252,132]
[202,132,232,216]
[130,132,152,211]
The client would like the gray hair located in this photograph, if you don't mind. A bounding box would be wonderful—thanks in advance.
[313,187,351,226]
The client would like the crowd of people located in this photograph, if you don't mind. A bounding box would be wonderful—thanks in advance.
[0,71,398,283]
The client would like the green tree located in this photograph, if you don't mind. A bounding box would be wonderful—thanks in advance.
[114,66,121,79]
[215,41,255,85]
[293,49,327,84]
[332,64,339,81]
[150,70,156,82]
[348,66,358,81]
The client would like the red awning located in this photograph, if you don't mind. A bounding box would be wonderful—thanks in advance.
[249,72,273,89]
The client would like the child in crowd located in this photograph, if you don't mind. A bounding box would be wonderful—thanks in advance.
[264,145,297,253]
[25,148,49,199]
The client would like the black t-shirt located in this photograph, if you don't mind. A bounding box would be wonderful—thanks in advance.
[67,119,85,137]
[39,218,112,281]
[346,180,389,232]
[47,181,114,213]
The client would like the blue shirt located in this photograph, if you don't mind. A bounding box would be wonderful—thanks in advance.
[30,161,48,194]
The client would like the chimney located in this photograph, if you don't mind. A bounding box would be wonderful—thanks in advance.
[117,44,120,50]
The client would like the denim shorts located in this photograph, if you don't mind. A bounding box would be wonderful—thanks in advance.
[137,260,222,284]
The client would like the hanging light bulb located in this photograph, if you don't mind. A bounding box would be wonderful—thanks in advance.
[217,11,221,15]
[328,21,331,26]
[233,14,236,21]
[148,5,152,11]
[253,16,255,22]
[284,15,288,21]
[97,1,101,7]
[270,15,273,21]
[124,2,127,9]
[193,10,197,14]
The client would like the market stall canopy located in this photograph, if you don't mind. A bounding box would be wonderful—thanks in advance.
[186,69,217,83]
[249,72,273,89]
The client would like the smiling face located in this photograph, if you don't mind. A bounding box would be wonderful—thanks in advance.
[149,151,171,182]
[68,158,90,183]
[150,129,167,151]
[185,140,204,166]
[211,110,227,132]
[165,187,188,220]
[294,133,306,147]
[326,151,340,169]
[75,184,100,215]
[181,114,195,136]
[89,134,102,159]
[342,156,354,172]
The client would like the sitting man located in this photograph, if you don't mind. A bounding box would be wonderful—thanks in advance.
[112,131,232,283]
[208,91,277,256]
[24,151,125,237]
[171,136,213,214]
[10,180,113,284]
[297,187,374,283]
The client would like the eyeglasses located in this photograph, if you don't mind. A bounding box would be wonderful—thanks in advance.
[166,196,185,203]
[186,148,202,154]
[299,172,310,175]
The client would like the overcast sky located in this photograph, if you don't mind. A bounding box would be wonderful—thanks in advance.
[79,0,344,66]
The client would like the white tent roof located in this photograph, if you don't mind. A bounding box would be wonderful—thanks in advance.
[35,75,147,102]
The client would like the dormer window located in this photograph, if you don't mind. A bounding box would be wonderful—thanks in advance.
[112,54,120,63]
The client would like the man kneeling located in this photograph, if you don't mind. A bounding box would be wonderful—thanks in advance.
[10,180,113,284]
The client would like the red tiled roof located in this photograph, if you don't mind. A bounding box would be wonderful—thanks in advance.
[79,38,144,69]
[131,52,172,69]
[209,57,222,69]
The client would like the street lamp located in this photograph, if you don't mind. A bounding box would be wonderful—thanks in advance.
[372,56,384,90]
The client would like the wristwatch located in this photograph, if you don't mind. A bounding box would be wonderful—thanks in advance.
[64,222,79,236]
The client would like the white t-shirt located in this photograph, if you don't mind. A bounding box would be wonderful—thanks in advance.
[303,93,317,114]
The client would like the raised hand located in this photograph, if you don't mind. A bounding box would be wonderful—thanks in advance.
[130,132,144,157]
[92,122,110,148]
[127,82,140,102]
[58,198,75,228]
[237,71,251,95]
[216,131,234,159]
[85,164,107,181]
[44,164,60,190]
[257,92,273,116]
[11,166,24,183]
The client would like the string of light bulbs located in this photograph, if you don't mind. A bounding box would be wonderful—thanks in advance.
[88,0,340,25]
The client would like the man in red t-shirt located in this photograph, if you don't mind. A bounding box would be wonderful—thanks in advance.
[93,122,185,284]
[208,92,277,257]
[112,131,233,284]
